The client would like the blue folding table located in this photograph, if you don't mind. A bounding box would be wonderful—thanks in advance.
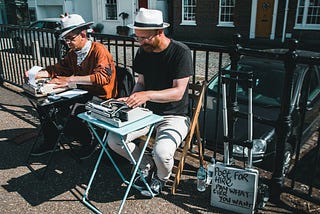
[77,112,163,214]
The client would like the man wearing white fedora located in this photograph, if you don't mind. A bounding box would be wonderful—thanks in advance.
[26,14,117,159]
[107,8,193,197]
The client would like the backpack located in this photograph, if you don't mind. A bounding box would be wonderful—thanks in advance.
[115,66,135,98]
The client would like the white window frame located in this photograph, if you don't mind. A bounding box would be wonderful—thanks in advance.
[295,0,320,30]
[181,0,197,26]
[217,0,235,27]
[104,0,118,21]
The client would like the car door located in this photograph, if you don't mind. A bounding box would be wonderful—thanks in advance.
[304,65,320,134]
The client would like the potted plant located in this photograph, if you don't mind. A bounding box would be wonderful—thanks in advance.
[92,23,104,33]
[116,12,130,36]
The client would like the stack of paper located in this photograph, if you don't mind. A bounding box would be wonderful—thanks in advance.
[27,65,43,86]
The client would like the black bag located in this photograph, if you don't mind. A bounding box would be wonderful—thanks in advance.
[115,66,135,98]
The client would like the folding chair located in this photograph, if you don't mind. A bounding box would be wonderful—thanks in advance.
[115,65,135,98]
[135,81,207,194]
[171,81,206,194]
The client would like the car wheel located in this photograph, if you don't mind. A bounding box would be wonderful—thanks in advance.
[282,143,293,177]
[13,37,25,53]
[260,142,293,177]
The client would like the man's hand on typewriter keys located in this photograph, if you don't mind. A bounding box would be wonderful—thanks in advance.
[125,91,149,108]
[49,76,70,88]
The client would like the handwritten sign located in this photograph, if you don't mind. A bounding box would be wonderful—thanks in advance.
[210,162,259,214]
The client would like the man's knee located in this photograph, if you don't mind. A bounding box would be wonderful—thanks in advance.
[153,145,175,164]
[107,132,122,149]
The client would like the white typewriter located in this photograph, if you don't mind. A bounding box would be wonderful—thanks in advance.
[85,99,153,127]
[23,65,68,97]
[23,79,68,97]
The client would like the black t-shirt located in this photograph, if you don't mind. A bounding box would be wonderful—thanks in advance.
[133,39,194,116]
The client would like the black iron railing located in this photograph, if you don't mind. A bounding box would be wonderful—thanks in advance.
[0,25,319,205]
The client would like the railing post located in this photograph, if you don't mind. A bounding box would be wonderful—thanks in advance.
[270,39,298,201]
[32,40,40,63]
[226,33,241,163]
[0,57,3,85]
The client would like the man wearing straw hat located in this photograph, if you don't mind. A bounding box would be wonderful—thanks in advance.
[108,8,193,197]
[26,14,117,159]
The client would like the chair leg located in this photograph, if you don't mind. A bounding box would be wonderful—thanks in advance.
[171,133,193,194]
[195,123,204,166]
[171,122,204,194]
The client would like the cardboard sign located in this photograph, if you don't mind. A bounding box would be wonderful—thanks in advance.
[210,162,259,214]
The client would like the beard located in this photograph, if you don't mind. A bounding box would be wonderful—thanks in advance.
[141,44,155,52]
[141,39,160,52]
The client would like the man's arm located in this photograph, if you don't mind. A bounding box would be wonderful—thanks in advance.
[131,74,145,93]
[48,75,92,88]
[125,76,189,108]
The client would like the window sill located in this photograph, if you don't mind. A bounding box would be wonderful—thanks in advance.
[294,26,320,30]
[180,22,197,26]
[216,24,235,28]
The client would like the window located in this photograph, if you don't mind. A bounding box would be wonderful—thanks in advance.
[29,21,45,28]
[28,8,36,22]
[218,0,235,27]
[295,0,320,30]
[308,66,320,101]
[181,0,196,25]
[45,22,61,30]
[105,0,117,20]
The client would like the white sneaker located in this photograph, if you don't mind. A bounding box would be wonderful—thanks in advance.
[140,177,165,198]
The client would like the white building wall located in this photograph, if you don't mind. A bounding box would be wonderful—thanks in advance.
[91,0,135,35]
[148,0,168,23]
[28,0,64,19]
[73,0,93,23]
[27,0,167,35]
[0,2,6,24]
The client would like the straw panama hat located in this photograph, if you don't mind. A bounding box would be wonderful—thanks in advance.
[128,8,170,30]
[59,14,94,38]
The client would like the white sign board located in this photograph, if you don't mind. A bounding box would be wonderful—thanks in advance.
[210,162,259,214]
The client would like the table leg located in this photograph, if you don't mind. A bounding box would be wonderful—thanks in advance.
[82,140,105,214]
[118,124,156,213]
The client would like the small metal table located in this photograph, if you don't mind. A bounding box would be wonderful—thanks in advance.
[77,112,163,214]
[24,89,91,178]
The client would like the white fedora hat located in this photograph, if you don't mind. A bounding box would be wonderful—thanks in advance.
[59,14,93,38]
[128,8,170,30]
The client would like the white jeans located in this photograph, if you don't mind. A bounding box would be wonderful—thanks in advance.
[107,115,190,181]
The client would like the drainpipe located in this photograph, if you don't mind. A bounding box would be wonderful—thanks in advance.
[282,0,289,42]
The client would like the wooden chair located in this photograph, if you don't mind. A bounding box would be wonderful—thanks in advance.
[171,81,206,194]
[137,81,207,194]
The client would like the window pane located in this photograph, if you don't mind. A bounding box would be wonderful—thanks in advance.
[219,0,235,23]
[182,0,196,22]
[307,1,320,24]
[105,0,117,20]
[296,0,320,26]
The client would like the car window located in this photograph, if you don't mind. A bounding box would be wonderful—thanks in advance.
[29,21,44,28]
[45,22,61,30]
[253,68,284,105]
[308,66,320,102]
[207,62,300,107]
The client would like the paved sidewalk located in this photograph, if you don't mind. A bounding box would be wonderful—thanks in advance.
[0,83,308,214]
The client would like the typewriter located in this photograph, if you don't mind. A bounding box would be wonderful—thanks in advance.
[85,98,153,127]
[23,78,68,98]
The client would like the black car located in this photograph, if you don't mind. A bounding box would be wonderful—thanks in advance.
[11,18,71,58]
[203,49,320,174]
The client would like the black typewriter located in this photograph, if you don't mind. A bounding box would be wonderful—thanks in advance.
[85,98,152,127]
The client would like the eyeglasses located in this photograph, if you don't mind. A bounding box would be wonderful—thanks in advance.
[133,33,158,42]
[63,34,80,43]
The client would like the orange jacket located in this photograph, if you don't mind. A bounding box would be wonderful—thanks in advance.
[46,42,117,99]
